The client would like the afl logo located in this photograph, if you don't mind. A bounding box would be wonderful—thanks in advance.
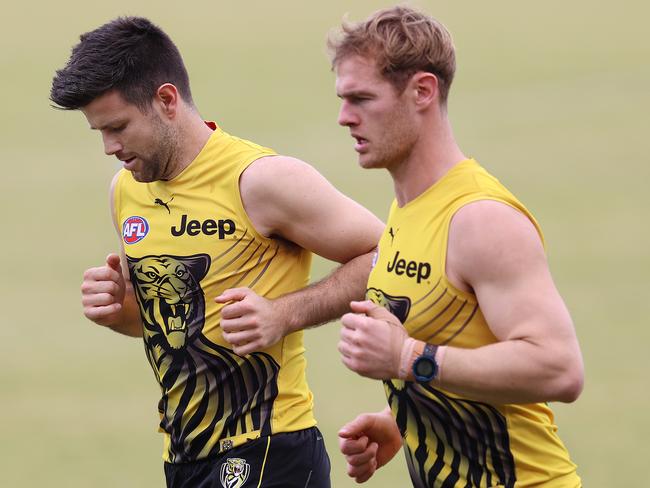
[122,216,149,244]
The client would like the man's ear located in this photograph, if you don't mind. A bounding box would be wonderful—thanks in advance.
[155,83,180,119]
[411,72,439,110]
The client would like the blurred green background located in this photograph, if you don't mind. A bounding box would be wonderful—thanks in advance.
[2,1,648,486]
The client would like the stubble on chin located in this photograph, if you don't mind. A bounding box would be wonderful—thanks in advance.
[131,171,149,183]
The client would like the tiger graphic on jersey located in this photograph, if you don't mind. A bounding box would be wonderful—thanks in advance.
[367,286,516,487]
[366,287,411,323]
[127,253,280,462]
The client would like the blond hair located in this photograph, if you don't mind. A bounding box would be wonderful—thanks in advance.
[328,6,456,103]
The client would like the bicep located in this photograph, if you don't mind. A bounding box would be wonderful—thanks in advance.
[449,201,575,346]
[241,156,384,263]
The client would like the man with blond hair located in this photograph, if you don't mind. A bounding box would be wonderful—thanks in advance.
[330,6,584,487]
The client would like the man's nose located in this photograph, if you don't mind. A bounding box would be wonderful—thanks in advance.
[102,132,122,156]
[338,101,358,127]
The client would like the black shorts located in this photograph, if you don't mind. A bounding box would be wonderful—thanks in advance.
[164,427,331,488]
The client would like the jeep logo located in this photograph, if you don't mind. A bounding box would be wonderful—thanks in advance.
[386,251,431,284]
[171,214,236,238]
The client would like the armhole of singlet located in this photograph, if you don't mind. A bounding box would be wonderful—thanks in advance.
[441,195,544,303]
[232,152,280,246]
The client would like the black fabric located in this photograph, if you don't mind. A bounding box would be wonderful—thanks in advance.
[164,427,331,488]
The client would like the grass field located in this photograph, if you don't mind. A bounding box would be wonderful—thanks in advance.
[2,1,648,486]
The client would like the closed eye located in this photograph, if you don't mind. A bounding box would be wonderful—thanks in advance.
[348,95,372,104]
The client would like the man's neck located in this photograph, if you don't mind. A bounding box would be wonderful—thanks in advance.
[389,119,466,207]
[166,111,214,180]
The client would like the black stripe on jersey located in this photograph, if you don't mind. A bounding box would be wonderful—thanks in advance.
[385,380,516,488]
[214,235,256,273]
[248,245,280,288]
[413,277,443,306]
[410,286,448,327]
[424,298,467,343]
[200,335,279,437]
[214,229,249,261]
[441,303,479,345]
[411,291,457,336]
[231,242,265,286]
[154,335,280,463]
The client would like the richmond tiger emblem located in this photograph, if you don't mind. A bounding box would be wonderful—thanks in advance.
[366,287,411,323]
[127,254,209,351]
[220,458,251,488]
[127,253,280,463]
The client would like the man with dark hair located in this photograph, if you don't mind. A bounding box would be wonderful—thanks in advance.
[52,17,193,110]
[329,6,584,487]
[52,16,384,488]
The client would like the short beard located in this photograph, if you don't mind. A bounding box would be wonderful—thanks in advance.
[374,105,418,171]
[134,113,178,183]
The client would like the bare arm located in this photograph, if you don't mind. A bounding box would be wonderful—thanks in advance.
[217,156,384,355]
[437,200,584,403]
[268,251,375,334]
[80,172,142,337]
[338,201,584,405]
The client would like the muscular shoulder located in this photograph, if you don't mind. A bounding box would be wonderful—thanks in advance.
[239,155,329,237]
[446,200,545,291]
[238,155,383,260]
[240,155,320,197]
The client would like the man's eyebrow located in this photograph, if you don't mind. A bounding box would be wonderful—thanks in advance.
[337,89,374,99]
[89,120,125,131]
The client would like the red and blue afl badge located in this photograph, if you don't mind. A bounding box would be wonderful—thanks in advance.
[122,216,149,244]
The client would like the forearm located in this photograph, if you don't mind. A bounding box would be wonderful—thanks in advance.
[282,250,374,333]
[421,339,583,404]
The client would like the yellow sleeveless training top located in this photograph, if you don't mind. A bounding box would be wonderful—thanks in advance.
[114,125,315,463]
[367,160,580,487]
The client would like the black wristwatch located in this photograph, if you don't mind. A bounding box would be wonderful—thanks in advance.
[412,343,439,383]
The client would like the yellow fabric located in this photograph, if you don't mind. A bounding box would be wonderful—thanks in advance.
[367,160,580,487]
[114,126,315,463]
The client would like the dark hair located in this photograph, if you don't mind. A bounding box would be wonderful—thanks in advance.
[328,6,456,103]
[50,16,193,110]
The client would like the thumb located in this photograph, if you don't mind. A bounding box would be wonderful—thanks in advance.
[216,287,250,303]
[339,413,376,438]
[106,253,123,274]
[350,300,401,326]
[349,300,377,314]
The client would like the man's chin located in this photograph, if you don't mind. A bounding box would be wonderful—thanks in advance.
[131,171,154,183]
[358,155,381,170]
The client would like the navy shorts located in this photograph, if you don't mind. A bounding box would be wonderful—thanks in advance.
[164,427,331,488]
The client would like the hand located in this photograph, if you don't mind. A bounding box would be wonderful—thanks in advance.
[216,288,288,355]
[338,300,409,379]
[81,253,126,326]
[339,408,403,483]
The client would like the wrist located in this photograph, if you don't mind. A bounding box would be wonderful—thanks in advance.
[435,346,446,382]
[401,341,447,384]
[272,295,298,335]
[398,338,424,381]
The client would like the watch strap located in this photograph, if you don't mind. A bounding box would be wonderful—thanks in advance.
[423,342,438,360]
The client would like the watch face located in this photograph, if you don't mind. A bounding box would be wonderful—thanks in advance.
[416,361,434,376]
[413,356,436,381]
